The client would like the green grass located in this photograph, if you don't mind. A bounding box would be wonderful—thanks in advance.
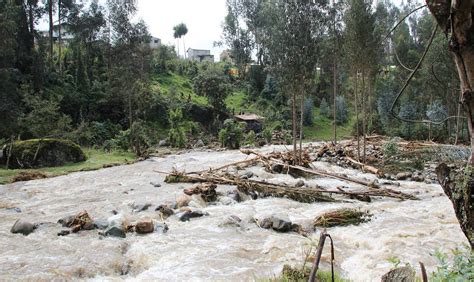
[0,149,136,184]
[304,108,355,141]
[151,72,208,105]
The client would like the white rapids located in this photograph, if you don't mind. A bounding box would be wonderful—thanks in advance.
[0,145,469,281]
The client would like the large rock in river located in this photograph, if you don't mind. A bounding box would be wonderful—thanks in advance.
[1,139,86,168]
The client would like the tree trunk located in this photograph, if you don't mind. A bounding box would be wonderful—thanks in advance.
[362,70,366,164]
[427,0,474,248]
[299,84,304,165]
[333,55,337,145]
[49,0,54,68]
[354,72,360,162]
[183,37,186,59]
[455,90,462,144]
[292,89,297,165]
[58,0,62,73]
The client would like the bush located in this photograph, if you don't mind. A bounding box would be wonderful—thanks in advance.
[168,108,188,148]
[70,121,121,147]
[245,130,256,146]
[382,138,398,160]
[320,98,330,118]
[219,119,245,149]
[263,128,272,144]
[2,139,86,169]
[431,249,473,281]
[303,98,314,126]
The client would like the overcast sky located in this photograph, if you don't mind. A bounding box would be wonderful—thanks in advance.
[136,0,228,59]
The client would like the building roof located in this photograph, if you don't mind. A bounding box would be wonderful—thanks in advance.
[234,114,264,121]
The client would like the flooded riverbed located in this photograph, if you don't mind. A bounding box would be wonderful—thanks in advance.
[0,146,469,281]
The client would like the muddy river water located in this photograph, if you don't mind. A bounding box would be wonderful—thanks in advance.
[0,146,469,281]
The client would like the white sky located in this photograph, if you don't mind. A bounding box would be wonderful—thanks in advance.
[136,0,228,59]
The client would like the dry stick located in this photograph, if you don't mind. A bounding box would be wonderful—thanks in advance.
[309,230,328,282]
[419,262,428,282]
[156,170,416,200]
[241,149,377,188]
[189,157,260,174]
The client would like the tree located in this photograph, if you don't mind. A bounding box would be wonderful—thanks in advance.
[173,23,188,58]
[426,0,474,248]
[344,0,377,163]
[260,0,326,164]
[193,64,232,115]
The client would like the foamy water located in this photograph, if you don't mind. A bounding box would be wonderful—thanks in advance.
[0,146,469,281]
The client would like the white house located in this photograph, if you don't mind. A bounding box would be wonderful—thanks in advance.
[187,48,214,62]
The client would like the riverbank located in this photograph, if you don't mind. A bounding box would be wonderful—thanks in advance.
[0,149,136,184]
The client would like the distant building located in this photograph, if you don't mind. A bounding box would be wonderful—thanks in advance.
[149,36,161,49]
[187,48,214,62]
[39,23,74,44]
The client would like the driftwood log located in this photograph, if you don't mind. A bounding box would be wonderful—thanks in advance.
[158,169,417,201]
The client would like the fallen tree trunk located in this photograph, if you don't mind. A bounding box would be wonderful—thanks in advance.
[345,156,380,175]
[241,149,380,188]
[157,170,417,201]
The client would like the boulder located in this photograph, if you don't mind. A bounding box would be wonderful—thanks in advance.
[271,217,292,232]
[219,215,243,228]
[194,139,205,148]
[135,218,154,234]
[105,225,126,238]
[132,203,152,213]
[179,210,209,222]
[381,267,415,282]
[150,182,161,187]
[10,219,35,236]
[227,191,241,202]
[155,204,174,218]
[5,139,86,169]
[240,171,254,180]
[396,172,412,180]
[57,230,70,236]
[176,194,192,208]
[58,215,75,227]
[294,179,305,187]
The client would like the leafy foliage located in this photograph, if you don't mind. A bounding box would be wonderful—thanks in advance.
[218,119,245,149]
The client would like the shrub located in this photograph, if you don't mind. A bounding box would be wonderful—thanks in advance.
[219,119,245,149]
[382,138,398,160]
[320,98,330,118]
[168,108,189,148]
[3,139,86,169]
[245,130,256,146]
[263,128,272,144]
[431,249,473,281]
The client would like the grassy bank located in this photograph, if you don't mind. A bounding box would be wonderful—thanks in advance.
[0,149,136,184]
[304,108,354,141]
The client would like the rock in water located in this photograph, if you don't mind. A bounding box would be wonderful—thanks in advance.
[132,203,151,213]
[155,204,174,218]
[57,230,70,236]
[150,182,161,187]
[271,163,284,173]
[294,179,305,187]
[135,219,154,234]
[11,219,35,235]
[58,215,75,227]
[176,194,192,208]
[179,210,209,222]
[381,267,415,282]
[271,217,292,232]
[105,225,126,238]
